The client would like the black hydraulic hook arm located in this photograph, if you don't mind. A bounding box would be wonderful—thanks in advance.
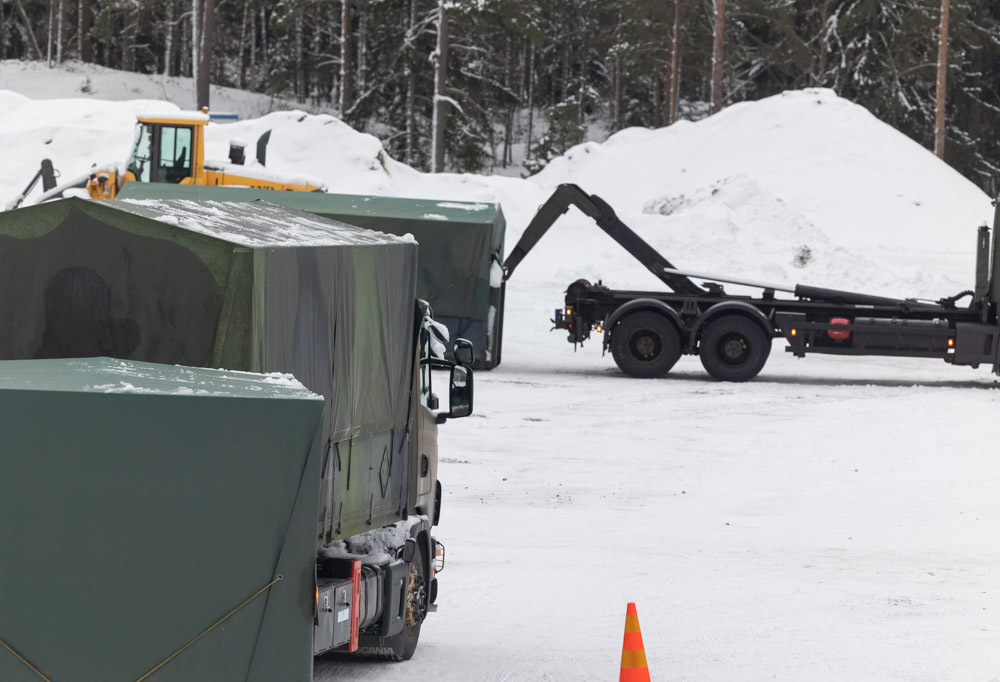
[502,183,704,295]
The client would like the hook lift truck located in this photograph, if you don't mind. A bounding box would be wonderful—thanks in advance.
[503,183,1000,381]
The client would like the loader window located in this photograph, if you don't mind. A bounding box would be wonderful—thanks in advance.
[156,126,193,184]
[126,123,153,183]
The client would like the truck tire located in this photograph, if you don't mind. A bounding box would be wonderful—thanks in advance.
[698,314,771,382]
[383,554,427,661]
[610,312,682,378]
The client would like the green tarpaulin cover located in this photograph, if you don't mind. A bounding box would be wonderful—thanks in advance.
[0,197,418,542]
[0,358,324,682]
[117,183,506,368]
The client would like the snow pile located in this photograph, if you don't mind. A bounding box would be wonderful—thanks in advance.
[639,174,934,296]
[534,89,989,251]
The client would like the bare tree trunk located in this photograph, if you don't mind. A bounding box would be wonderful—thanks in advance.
[78,0,92,62]
[295,13,304,102]
[430,0,448,173]
[260,6,269,90]
[934,0,950,159]
[14,0,43,60]
[404,0,416,164]
[1,3,7,60]
[123,4,138,72]
[710,0,725,114]
[181,6,191,76]
[56,0,64,63]
[502,35,513,166]
[238,0,249,89]
[311,12,322,104]
[198,0,214,109]
[357,7,367,94]
[340,0,353,113]
[665,0,681,124]
[164,0,176,76]
[249,6,257,91]
[814,0,830,86]
[191,0,200,100]
[652,56,661,128]
[614,55,623,130]
[46,0,53,67]
[526,41,534,160]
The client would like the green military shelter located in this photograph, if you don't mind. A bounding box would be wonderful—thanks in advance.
[0,196,418,544]
[117,183,506,369]
[0,358,324,682]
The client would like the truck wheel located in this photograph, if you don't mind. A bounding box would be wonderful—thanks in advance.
[384,554,427,661]
[611,312,682,378]
[698,315,771,382]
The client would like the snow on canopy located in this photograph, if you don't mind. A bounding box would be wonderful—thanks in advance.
[0,357,319,400]
[118,198,408,247]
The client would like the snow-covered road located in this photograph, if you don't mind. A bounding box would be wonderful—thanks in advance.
[315,299,1000,680]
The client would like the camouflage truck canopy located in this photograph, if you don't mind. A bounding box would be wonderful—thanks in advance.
[0,358,324,682]
[117,183,506,368]
[0,197,417,542]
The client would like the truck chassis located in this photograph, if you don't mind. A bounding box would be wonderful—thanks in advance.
[504,184,1000,381]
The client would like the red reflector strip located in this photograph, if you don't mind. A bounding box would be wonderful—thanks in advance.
[349,559,361,652]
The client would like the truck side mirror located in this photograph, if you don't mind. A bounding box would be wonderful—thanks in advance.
[453,338,474,366]
[447,365,473,418]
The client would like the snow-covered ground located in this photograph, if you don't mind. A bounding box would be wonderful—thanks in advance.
[2,64,998,680]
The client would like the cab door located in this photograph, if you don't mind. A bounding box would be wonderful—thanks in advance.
[411,323,439,518]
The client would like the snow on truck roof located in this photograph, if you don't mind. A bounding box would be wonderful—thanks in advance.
[117,198,411,248]
[117,183,502,224]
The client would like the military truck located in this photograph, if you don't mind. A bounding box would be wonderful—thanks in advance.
[0,197,473,680]
[115,183,508,370]
[505,183,1000,381]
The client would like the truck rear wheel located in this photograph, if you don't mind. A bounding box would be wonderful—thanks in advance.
[611,312,682,378]
[698,315,771,382]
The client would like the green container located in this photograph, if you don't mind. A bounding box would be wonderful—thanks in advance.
[0,358,324,682]
[117,183,507,368]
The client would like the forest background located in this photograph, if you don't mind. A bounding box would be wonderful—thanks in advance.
[2,0,999,195]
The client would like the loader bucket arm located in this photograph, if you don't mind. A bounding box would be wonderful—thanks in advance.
[502,183,705,295]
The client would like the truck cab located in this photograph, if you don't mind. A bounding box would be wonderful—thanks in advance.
[313,301,474,662]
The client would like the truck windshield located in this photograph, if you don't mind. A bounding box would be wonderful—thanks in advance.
[126,123,153,183]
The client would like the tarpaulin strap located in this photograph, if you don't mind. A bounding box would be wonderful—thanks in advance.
[133,575,283,682]
[0,638,54,681]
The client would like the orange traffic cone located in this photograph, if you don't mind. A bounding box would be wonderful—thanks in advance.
[619,602,651,682]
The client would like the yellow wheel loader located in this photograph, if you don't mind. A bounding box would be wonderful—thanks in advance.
[6,111,324,210]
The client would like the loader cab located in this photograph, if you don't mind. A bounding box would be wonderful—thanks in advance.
[125,114,207,186]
